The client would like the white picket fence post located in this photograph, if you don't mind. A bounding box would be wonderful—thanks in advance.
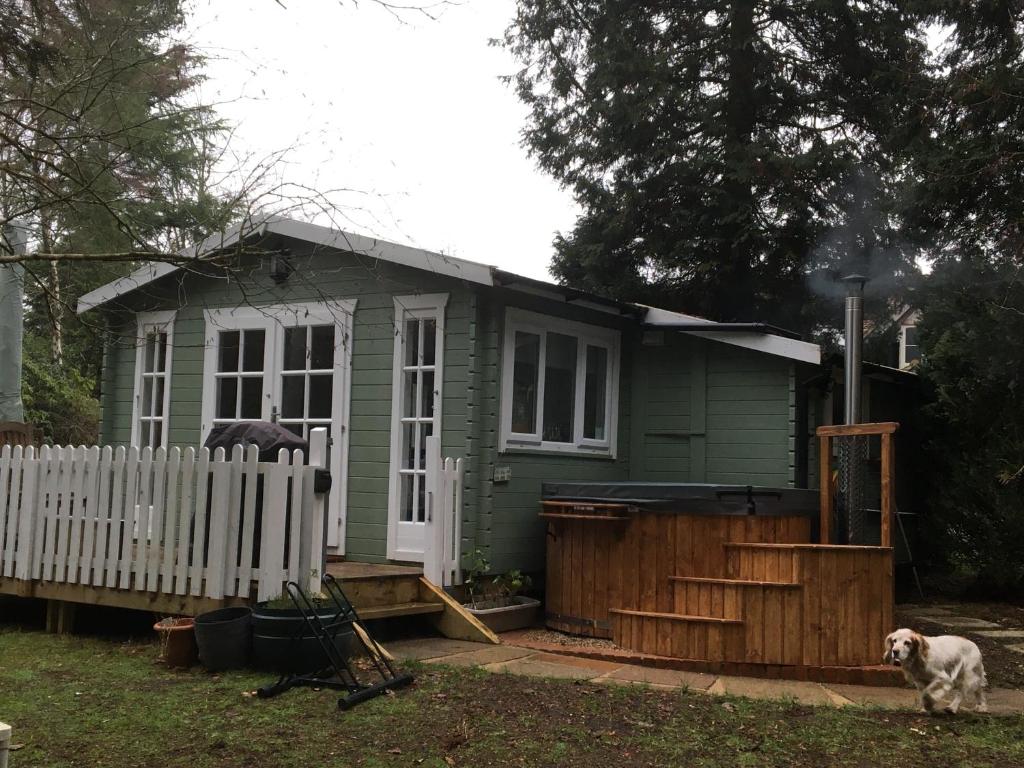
[0,440,321,604]
[302,427,329,595]
[423,436,464,588]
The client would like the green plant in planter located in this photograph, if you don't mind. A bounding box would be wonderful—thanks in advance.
[493,570,532,606]
[463,550,533,609]
[463,549,491,609]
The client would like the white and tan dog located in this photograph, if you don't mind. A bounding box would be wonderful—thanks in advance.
[884,628,988,714]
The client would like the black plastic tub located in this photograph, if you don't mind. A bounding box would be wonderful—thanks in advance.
[251,604,354,673]
[194,606,252,672]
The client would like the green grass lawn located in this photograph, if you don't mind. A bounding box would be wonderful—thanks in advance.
[1,627,1023,768]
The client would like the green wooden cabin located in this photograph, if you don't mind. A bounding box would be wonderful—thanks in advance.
[77,217,822,573]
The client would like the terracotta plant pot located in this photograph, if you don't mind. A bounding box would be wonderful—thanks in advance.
[154,617,198,669]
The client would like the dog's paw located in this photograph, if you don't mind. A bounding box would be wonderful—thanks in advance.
[976,704,989,714]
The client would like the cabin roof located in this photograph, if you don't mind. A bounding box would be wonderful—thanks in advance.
[76,215,820,364]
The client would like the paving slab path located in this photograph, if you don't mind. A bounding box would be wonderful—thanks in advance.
[903,603,1024,666]
[387,637,1024,715]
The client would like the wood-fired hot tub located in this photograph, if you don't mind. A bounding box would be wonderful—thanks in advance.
[541,482,893,670]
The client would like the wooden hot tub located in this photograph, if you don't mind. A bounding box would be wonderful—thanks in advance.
[542,484,816,639]
[541,482,893,670]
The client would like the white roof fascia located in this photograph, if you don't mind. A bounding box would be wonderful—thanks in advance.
[641,304,821,365]
[266,218,495,287]
[76,219,260,313]
[640,304,717,325]
[684,330,820,365]
[77,216,495,314]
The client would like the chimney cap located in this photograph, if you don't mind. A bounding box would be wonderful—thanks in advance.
[839,273,869,284]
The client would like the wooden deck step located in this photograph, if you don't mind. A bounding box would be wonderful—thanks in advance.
[670,576,800,589]
[610,608,746,661]
[358,601,445,621]
[326,561,423,608]
[608,608,742,624]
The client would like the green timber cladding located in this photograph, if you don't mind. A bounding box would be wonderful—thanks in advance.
[93,234,817,573]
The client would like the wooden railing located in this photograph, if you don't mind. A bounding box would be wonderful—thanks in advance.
[0,430,327,602]
[817,421,897,547]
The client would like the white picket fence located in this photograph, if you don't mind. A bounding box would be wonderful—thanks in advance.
[423,435,464,588]
[0,430,328,602]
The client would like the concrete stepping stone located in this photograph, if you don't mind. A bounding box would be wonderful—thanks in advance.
[827,684,919,710]
[987,688,1024,714]
[426,645,534,667]
[386,638,488,661]
[974,630,1024,639]
[485,652,622,680]
[1006,643,1024,655]
[596,665,716,692]
[908,607,955,617]
[931,616,1001,629]
[707,676,841,707]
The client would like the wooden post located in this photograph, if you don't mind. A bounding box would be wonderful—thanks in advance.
[307,428,329,594]
[423,435,443,586]
[45,599,76,634]
[818,435,831,545]
[880,431,895,548]
[1,720,11,768]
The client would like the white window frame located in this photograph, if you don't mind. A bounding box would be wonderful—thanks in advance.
[500,308,620,457]
[131,310,176,450]
[387,293,448,562]
[899,323,920,370]
[200,300,357,552]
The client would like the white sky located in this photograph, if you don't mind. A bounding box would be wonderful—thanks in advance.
[188,0,578,281]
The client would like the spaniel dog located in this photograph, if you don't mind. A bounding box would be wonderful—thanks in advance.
[884,628,988,714]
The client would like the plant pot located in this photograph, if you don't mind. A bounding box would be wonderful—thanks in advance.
[195,606,252,672]
[251,604,354,673]
[154,617,198,669]
[463,596,541,633]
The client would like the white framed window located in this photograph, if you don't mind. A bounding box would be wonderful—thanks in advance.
[387,293,447,561]
[899,324,920,369]
[500,308,620,456]
[131,310,176,449]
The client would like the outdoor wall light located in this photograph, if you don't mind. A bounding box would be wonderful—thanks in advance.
[270,250,294,284]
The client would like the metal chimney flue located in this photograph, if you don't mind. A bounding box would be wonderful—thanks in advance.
[841,274,867,425]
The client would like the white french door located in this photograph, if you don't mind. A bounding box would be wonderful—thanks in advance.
[387,294,447,561]
[201,301,356,551]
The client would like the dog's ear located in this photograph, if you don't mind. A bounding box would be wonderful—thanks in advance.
[883,632,895,664]
[913,633,929,660]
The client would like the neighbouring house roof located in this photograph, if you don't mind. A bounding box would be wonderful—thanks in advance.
[76,215,820,365]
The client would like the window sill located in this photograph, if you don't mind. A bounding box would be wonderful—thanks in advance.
[499,443,618,461]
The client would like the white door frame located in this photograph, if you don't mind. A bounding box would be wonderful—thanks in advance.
[386,293,448,562]
[200,300,356,552]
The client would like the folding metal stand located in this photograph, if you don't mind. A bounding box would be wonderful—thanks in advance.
[256,574,413,710]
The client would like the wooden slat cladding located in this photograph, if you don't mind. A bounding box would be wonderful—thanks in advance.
[544,509,811,641]
[545,507,893,669]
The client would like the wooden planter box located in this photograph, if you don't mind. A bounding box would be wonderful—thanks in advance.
[464,596,541,633]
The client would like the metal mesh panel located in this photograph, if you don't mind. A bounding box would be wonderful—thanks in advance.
[836,434,870,545]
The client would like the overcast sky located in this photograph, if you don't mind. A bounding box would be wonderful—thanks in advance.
[188,0,577,281]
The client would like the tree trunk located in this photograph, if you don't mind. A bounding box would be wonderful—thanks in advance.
[722,0,757,321]
[48,258,63,366]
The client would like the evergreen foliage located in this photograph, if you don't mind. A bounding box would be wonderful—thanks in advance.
[1,0,237,442]
[503,1,929,335]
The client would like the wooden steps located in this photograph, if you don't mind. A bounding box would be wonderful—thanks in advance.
[610,540,894,667]
[325,561,499,644]
[609,608,742,624]
[358,601,445,620]
[669,576,800,589]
